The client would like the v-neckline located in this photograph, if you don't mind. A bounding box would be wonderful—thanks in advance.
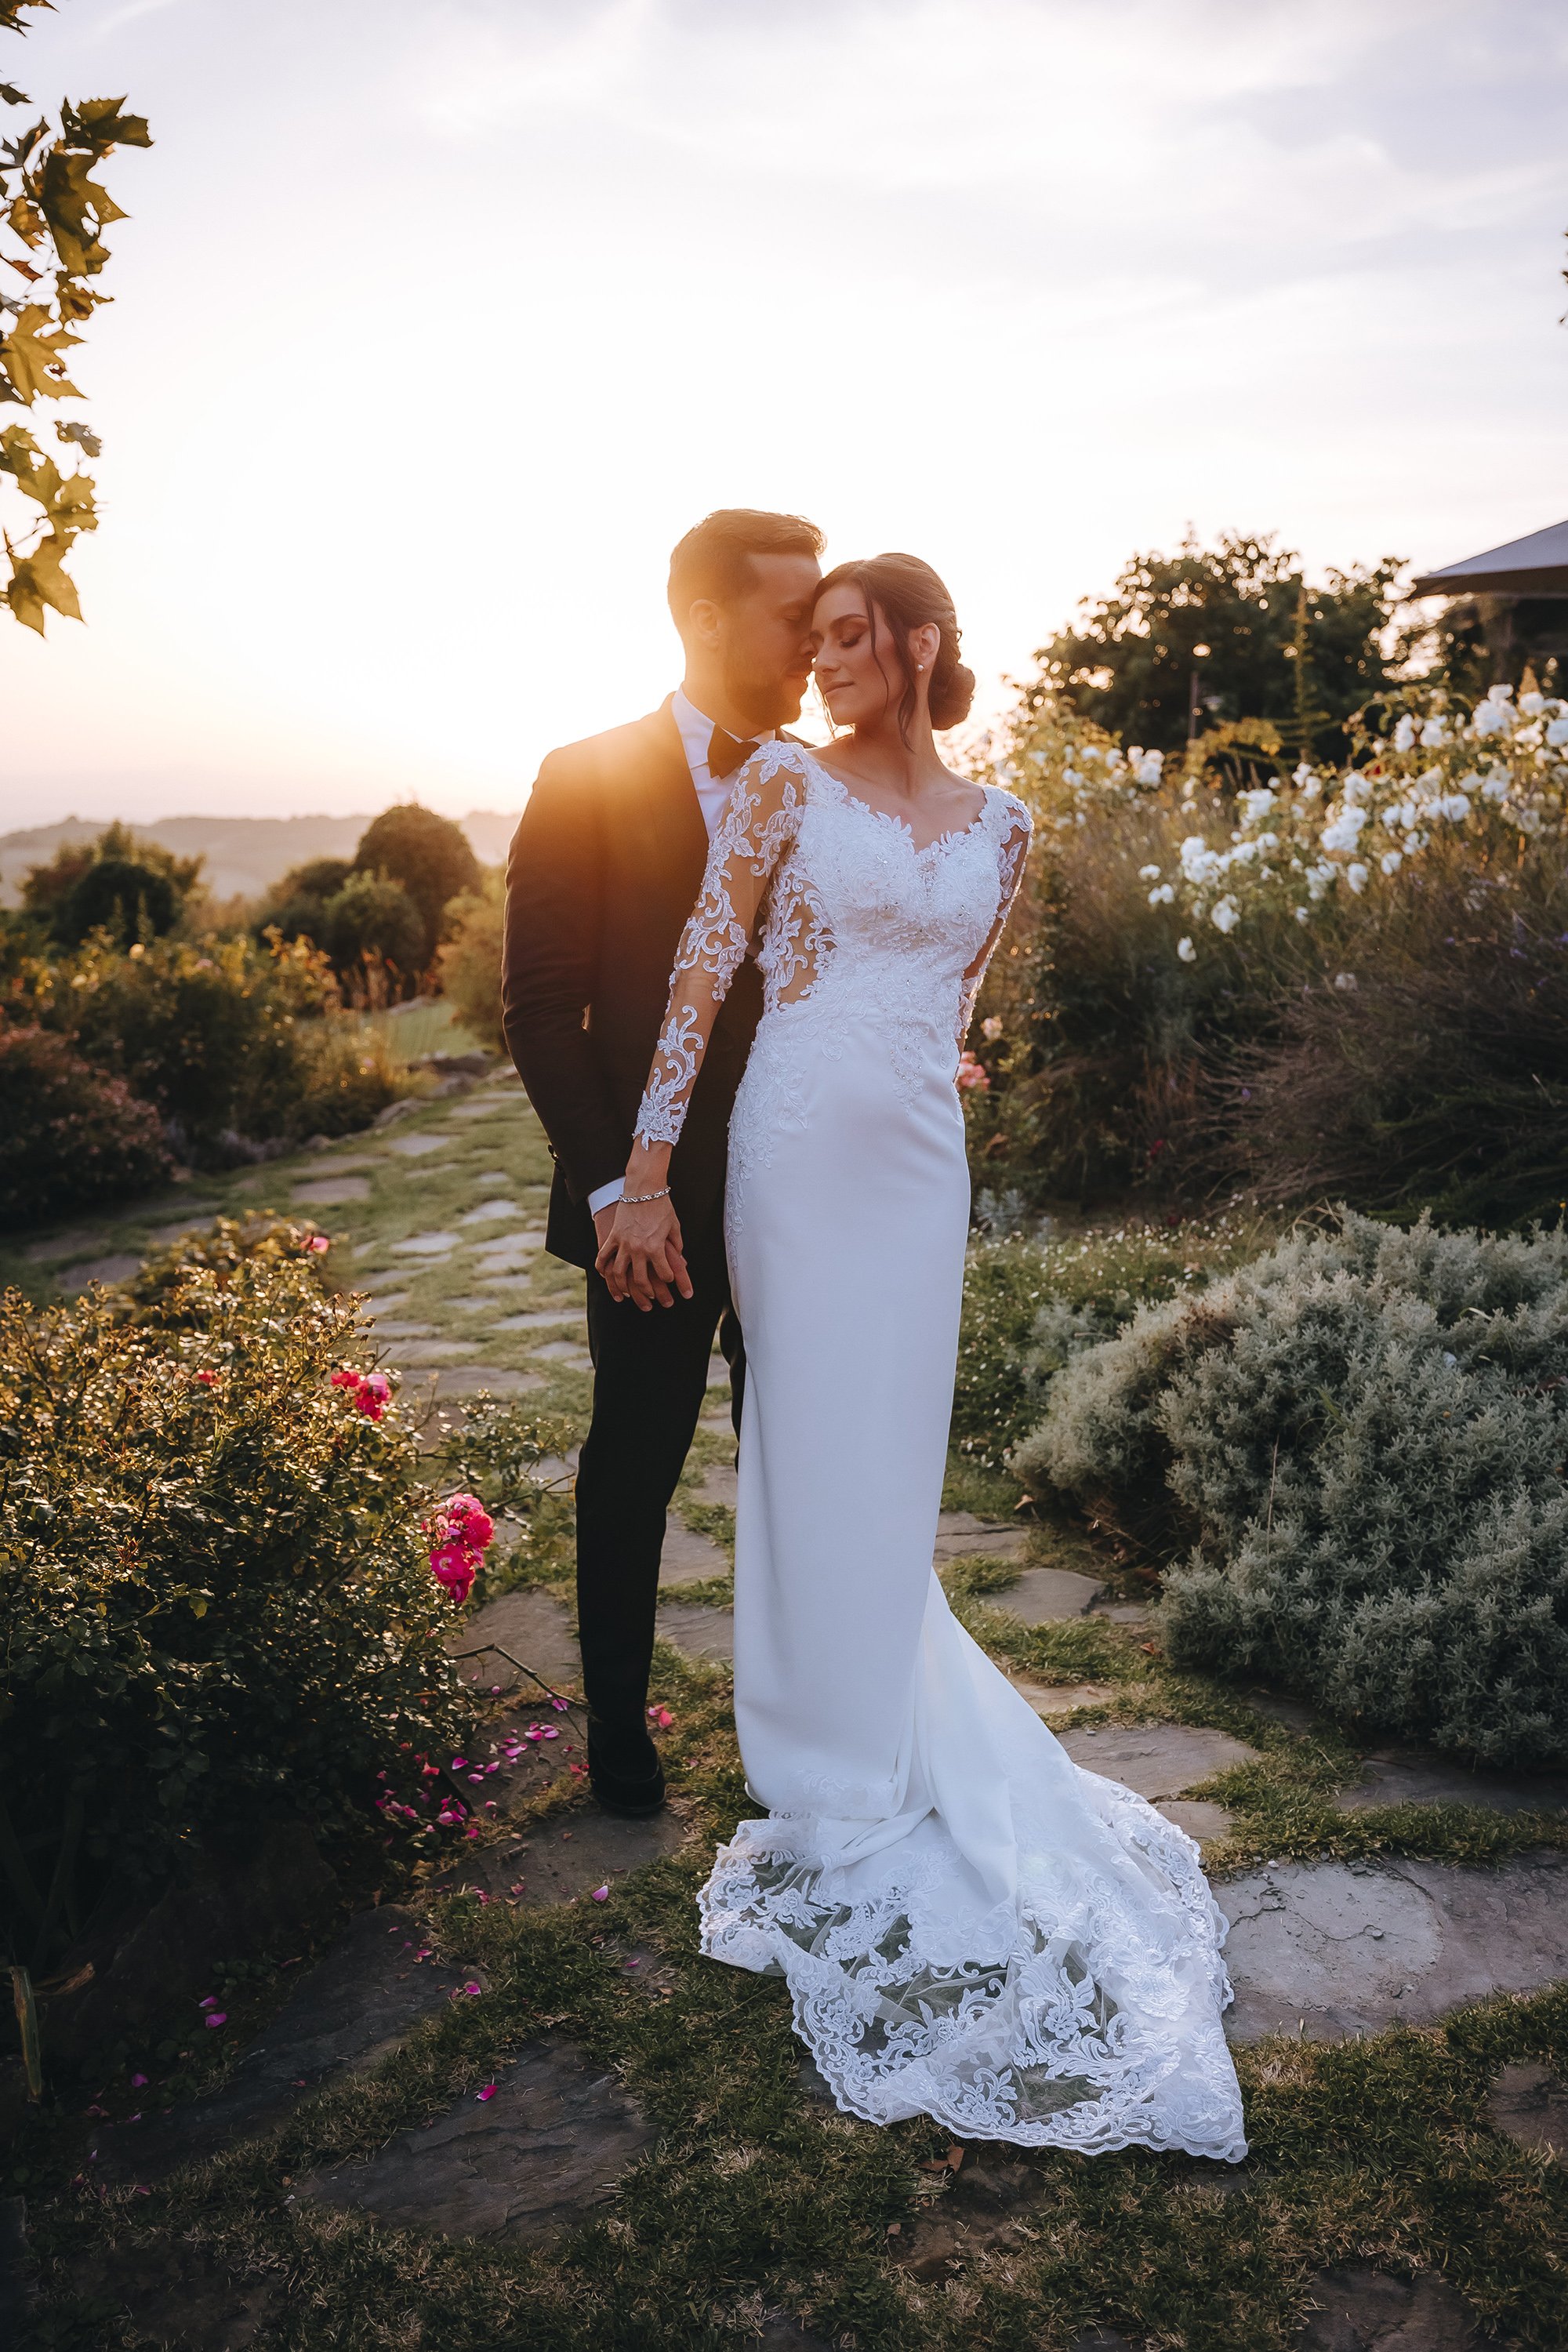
[800,749,992,858]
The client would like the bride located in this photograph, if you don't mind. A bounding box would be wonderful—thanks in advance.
[598,553,1246,2158]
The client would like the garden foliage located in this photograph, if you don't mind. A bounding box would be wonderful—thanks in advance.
[0,1022,172,1222]
[1013,1212,1568,1763]
[2,928,411,1186]
[437,869,506,1049]
[967,680,1568,1221]
[0,1221,475,1969]
[952,1216,1265,1470]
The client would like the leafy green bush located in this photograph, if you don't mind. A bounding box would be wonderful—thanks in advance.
[437,869,505,1050]
[6,930,413,1166]
[1014,1212,1568,1762]
[0,1023,171,1225]
[56,854,180,947]
[321,868,425,977]
[0,1225,476,1967]
[953,1215,1267,1469]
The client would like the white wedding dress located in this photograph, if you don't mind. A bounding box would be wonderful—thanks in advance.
[635,740,1245,2158]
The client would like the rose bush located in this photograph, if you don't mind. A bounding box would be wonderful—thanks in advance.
[0,1222,475,1970]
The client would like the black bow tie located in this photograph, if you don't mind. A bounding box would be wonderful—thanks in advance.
[708,726,760,782]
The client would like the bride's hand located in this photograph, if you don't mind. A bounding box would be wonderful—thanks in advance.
[595,1193,691,1311]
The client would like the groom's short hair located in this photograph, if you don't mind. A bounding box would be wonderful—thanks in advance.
[668,509,824,627]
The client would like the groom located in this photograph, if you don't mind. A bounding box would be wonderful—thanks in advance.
[502,508,824,1815]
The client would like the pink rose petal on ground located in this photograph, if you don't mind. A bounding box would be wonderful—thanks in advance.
[541,1728,558,1740]
[475,2083,496,2101]
[198,1996,217,2009]
[204,2013,227,2029]
[590,1885,609,1901]
[550,1697,569,1711]
[463,1981,481,1996]
[130,2074,147,2088]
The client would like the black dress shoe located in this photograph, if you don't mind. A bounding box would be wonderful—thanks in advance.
[591,1759,666,1818]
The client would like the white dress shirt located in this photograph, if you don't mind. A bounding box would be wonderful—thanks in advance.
[586,691,775,1219]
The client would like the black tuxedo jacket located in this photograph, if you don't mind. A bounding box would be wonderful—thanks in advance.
[502,698,764,1269]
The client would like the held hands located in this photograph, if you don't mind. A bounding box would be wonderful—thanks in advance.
[594,1191,692,1311]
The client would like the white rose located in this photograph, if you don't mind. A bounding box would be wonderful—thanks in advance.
[1210,896,1240,934]
[1380,848,1403,875]
[1148,883,1175,906]
[1420,715,1447,747]
[1177,935,1196,963]
[1321,806,1367,854]
[1547,717,1568,748]
[1393,715,1417,753]
[1138,864,1162,880]
[1519,691,1545,717]
[1346,862,1368,893]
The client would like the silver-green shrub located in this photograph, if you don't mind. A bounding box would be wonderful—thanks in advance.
[1012,1213,1568,1762]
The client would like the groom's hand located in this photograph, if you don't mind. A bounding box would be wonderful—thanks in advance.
[595,1196,691,1311]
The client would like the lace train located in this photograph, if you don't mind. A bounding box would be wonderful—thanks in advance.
[699,1769,1243,2158]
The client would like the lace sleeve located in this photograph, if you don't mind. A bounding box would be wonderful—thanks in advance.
[956,797,1033,1054]
[634,743,807,1149]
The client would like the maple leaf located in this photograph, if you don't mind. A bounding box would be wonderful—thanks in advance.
[0,302,82,401]
[60,96,152,155]
[54,416,99,456]
[6,189,44,244]
[0,2,55,32]
[0,85,29,109]
[54,277,107,322]
[39,148,125,277]
[5,528,80,631]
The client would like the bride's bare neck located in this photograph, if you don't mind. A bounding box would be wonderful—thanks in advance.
[819,713,968,804]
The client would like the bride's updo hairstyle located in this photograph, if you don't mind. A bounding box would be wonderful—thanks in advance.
[815,553,977,743]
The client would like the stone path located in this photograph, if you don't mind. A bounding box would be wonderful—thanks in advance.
[95,1907,473,2184]
[300,2042,654,2244]
[14,1059,1568,2348]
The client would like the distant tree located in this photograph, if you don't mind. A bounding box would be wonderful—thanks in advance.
[59,853,177,945]
[321,869,425,978]
[354,806,480,966]
[24,821,203,942]
[1,0,151,630]
[1028,532,1405,764]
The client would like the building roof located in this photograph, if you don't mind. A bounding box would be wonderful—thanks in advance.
[1411,519,1568,597]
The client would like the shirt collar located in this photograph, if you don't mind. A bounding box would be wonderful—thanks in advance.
[672,686,774,778]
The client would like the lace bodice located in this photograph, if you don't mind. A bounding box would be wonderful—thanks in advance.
[635,742,1031,1149]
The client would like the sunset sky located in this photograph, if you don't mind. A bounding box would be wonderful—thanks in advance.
[2,0,1565,829]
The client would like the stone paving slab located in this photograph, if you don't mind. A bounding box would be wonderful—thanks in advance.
[1221,1852,1568,2043]
[933,1510,1029,1564]
[427,1367,546,1398]
[454,1588,581,1691]
[660,1516,731,1584]
[1484,2060,1568,2158]
[382,1132,451,1156]
[459,1808,688,1909]
[301,2041,653,2242]
[393,1338,469,1363]
[695,1461,739,1506]
[60,1252,141,1290]
[22,1226,107,1263]
[1008,1677,1120,1720]
[1335,1749,1568,1818]
[993,1564,1105,1623]
[1156,1798,1235,1846]
[1058,1722,1260,1802]
[292,1176,371,1205]
[1297,2264,1479,2349]
[657,1602,735,1662]
[95,1907,470,2183]
[391,1229,463,1255]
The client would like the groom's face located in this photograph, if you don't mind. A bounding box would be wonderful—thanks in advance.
[710,552,822,731]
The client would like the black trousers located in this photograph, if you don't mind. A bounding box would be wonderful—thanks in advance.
[575,1210,743,1770]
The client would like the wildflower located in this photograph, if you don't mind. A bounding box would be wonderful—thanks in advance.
[308,1236,330,1254]
[1176,937,1196,964]
[1138,863,1162,880]
[1320,806,1367,855]
[194,1370,217,1387]
[1147,883,1174,906]
[1345,863,1368,894]
[1210,897,1239,935]
[1393,714,1417,752]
